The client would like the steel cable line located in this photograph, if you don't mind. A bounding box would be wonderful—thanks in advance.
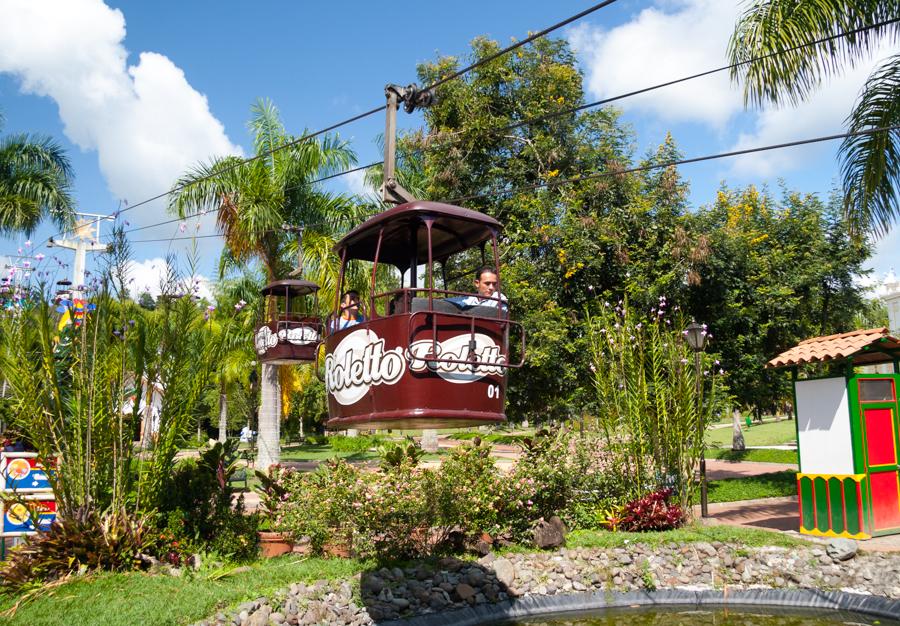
[78,7,900,245]
[124,124,900,246]
[291,15,900,190]
[37,0,621,248]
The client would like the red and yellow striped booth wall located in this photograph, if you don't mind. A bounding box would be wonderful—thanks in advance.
[797,473,871,539]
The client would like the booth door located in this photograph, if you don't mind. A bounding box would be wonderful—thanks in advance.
[858,377,900,533]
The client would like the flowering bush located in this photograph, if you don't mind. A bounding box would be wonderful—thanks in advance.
[617,488,685,532]
[275,459,368,554]
[357,462,442,559]
[434,442,510,541]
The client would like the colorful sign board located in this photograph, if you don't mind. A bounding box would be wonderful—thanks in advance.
[1,452,52,493]
[1,496,56,536]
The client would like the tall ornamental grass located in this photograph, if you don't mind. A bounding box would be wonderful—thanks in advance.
[587,297,722,511]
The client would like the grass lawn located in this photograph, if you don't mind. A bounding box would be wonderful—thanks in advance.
[0,556,363,626]
[702,471,797,504]
[2,524,807,626]
[705,448,798,464]
[568,522,807,549]
[706,418,797,448]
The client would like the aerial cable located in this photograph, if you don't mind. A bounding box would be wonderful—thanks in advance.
[296,15,900,189]
[446,124,900,203]
[34,0,621,249]
[122,124,900,246]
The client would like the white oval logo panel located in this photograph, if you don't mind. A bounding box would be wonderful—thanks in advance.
[325,330,506,405]
[408,334,505,383]
[325,329,406,406]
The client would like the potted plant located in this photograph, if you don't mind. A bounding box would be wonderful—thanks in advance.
[254,467,293,558]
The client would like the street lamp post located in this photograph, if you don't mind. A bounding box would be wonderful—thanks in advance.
[685,322,709,518]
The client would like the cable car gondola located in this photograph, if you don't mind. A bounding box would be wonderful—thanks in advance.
[322,84,524,430]
[254,279,322,364]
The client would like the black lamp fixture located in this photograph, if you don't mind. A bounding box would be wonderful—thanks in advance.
[685,322,708,352]
[685,320,710,518]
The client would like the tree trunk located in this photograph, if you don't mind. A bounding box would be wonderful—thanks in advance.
[256,362,281,470]
[732,408,746,451]
[218,385,228,443]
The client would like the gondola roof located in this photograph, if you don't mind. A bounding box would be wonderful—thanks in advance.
[336,201,501,270]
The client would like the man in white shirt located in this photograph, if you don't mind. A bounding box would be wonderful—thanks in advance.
[450,266,508,311]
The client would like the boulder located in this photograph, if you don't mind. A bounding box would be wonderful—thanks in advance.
[826,538,858,561]
[533,516,567,549]
[492,556,516,587]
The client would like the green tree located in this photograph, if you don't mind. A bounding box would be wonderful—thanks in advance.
[412,37,692,421]
[687,185,871,415]
[728,0,900,236]
[0,112,75,234]
[168,99,359,469]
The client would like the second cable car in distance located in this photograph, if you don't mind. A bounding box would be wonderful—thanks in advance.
[254,279,323,364]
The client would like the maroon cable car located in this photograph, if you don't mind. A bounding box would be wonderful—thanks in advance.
[323,200,524,430]
[254,279,323,364]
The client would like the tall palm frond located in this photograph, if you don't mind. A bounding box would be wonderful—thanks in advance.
[840,54,900,237]
[0,132,75,233]
[728,0,900,107]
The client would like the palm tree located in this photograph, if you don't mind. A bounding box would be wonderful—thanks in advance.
[728,1,900,237]
[0,112,76,234]
[168,99,361,469]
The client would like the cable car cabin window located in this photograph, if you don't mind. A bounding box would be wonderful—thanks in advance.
[859,379,896,403]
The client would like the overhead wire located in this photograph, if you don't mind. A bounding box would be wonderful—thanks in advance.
[123,124,900,247]
[36,0,622,248]
[107,12,899,243]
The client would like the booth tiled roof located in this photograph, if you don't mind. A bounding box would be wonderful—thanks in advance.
[767,327,900,368]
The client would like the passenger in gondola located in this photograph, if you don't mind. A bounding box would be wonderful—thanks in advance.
[449,266,508,312]
[332,290,366,331]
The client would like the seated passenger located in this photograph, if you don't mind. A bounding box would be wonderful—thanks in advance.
[448,266,508,311]
[332,290,365,331]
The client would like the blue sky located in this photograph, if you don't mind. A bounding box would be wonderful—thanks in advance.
[1,0,897,296]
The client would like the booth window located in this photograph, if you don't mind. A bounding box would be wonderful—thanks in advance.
[859,378,896,403]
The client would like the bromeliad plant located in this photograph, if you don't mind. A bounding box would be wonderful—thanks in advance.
[587,297,722,512]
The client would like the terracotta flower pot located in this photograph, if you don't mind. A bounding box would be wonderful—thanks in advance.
[258,531,292,558]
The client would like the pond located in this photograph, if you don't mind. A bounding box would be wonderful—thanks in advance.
[509,607,900,626]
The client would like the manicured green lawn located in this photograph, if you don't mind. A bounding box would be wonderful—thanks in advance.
[0,556,363,626]
[705,448,798,464]
[278,444,378,463]
[2,523,807,626]
[702,471,797,504]
[568,522,807,549]
[706,418,797,448]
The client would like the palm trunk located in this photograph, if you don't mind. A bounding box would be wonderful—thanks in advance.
[256,362,281,470]
[218,384,228,443]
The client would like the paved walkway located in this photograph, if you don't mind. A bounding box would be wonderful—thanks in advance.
[705,459,796,479]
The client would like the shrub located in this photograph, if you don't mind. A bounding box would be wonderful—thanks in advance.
[618,488,685,532]
[0,507,155,591]
[378,438,424,470]
[155,440,258,561]
[327,434,382,453]
[357,463,443,559]
[434,442,508,540]
[277,459,368,554]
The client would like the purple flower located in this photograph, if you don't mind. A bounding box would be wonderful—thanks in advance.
[35,253,45,261]
[24,240,31,247]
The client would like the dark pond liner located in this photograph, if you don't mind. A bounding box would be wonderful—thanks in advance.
[379,589,900,626]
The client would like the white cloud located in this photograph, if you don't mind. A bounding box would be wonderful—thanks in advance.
[127,257,213,301]
[727,41,897,177]
[569,0,741,128]
[0,0,243,212]
[342,167,374,198]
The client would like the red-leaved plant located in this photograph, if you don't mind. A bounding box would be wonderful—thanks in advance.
[618,488,685,531]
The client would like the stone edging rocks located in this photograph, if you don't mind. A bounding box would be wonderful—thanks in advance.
[196,542,900,625]
[379,589,900,626]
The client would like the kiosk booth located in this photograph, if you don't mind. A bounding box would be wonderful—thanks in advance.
[768,327,900,539]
